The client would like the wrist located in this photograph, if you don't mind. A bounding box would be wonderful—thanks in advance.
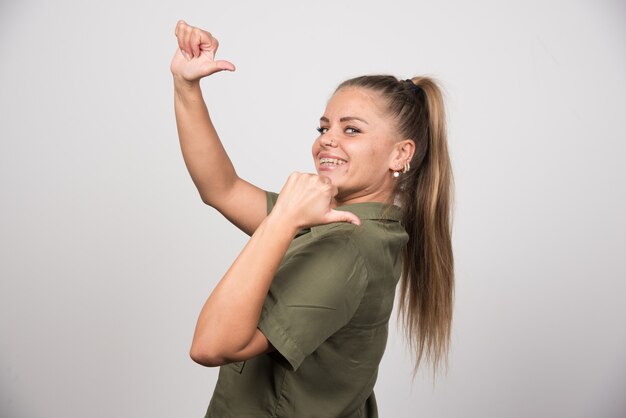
[264,212,300,239]
[173,75,201,93]
[173,78,203,104]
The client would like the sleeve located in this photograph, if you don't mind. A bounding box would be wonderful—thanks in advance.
[265,191,279,215]
[257,232,368,371]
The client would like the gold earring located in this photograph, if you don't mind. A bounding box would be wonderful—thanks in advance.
[402,162,411,174]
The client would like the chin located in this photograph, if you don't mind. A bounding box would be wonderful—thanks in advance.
[318,170,343,183]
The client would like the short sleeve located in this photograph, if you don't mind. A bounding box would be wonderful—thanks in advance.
[265,191,279,215]
[258,233,368,371]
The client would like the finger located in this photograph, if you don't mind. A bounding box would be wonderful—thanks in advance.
[215,60,236,71]
[319,175,332,185]
[185,31,194,60]
[176,30,186,56]
[176,21,190,56]
[190,33,199,58]
[188,29,213,58]
[213,37,220,54]
[287,172,302,183]
[326,209,361,226]
[175,20,187,37]
[191,28,207,58]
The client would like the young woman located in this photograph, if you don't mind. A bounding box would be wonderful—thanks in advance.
[171,20,454,418]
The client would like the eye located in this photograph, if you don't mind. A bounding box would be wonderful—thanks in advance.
[316,126,328,134]
[345,126,361,134]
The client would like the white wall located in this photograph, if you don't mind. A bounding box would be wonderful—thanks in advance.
[1,1,624,417]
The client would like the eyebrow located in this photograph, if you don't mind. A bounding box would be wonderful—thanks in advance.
[319,116,369,125]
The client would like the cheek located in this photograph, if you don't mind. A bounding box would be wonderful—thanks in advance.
[362,145,386,165]
[360,146,392,174]
[311,139,320,157]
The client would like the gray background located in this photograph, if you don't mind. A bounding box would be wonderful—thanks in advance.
[1,0,625,417]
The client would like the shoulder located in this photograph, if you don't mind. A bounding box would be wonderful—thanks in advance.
[290,223,364,267]
[309,216,408,282]
[270,223,369,308]
[310,217,399,254]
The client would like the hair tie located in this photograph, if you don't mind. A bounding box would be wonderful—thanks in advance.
[404,79,423,95]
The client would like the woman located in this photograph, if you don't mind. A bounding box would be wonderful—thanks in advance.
[171,20,454,418]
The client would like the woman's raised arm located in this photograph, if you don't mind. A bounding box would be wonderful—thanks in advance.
[171,21,267,236]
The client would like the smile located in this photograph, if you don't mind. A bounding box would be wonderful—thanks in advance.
[319,157,347,167]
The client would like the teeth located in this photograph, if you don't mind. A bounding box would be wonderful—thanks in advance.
[320,158,347,165]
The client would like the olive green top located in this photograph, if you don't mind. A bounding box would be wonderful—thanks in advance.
[205,191,408,418]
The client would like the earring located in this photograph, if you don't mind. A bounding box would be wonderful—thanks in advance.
[393,161,410,178]
[393,163,403,177]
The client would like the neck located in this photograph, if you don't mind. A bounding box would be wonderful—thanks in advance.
[334,189,395,207]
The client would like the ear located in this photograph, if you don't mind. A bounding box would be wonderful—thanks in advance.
[389,139,416,171]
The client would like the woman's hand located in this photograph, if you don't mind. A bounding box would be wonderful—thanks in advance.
[271,173,361,231]
[170,20,235,84]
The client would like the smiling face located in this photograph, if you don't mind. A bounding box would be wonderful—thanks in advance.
[312,87,413,205]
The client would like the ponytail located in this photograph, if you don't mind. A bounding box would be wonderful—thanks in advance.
[398,77,454,373]
[336,75,455,373]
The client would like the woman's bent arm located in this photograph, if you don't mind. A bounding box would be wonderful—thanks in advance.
[189,211,296,366]
[189,173,360,366]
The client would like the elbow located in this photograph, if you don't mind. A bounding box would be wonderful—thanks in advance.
[189,343,226,367]
[199,176,240,208]
[200,194,217,208]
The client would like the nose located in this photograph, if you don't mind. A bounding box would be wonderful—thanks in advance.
[322,135,337,148]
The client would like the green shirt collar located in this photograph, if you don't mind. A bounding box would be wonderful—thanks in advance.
[334,201,402,222]
[299,202,403,237]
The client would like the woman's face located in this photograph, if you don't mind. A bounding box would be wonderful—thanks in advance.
[312,87,409,205]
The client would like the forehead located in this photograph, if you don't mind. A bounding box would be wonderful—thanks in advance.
[324,87,388,119]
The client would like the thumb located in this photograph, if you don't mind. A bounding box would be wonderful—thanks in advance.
[215,60,236,71]
[326,209,361,226]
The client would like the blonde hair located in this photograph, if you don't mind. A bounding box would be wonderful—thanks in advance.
[336,75,455,373]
